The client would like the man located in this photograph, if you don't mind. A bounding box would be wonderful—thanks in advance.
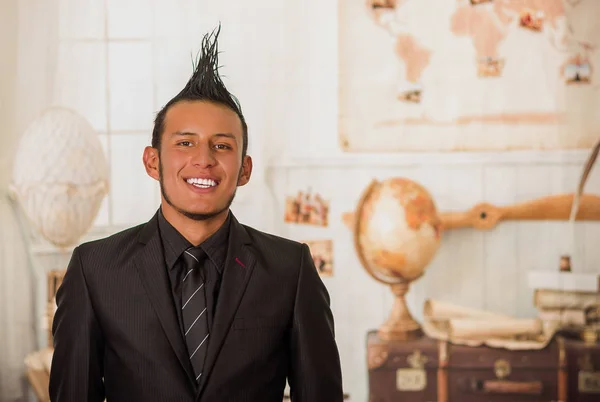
[49,27,343,402]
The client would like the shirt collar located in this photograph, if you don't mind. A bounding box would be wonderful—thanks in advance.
[157,208,231,274]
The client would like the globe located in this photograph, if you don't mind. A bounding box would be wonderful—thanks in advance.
[351,177,442,340]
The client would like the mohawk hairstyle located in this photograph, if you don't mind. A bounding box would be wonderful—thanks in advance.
[151,25,248,158]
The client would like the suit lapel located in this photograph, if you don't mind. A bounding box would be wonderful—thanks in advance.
[133,214,195,386]
[197,215,256,398]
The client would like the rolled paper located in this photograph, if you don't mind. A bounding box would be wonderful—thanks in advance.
[448,318,542,339]
[423,298,512,321]
[422,298,552,350]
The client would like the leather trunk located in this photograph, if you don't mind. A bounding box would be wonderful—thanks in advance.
[367,330,440,402]
[563,336,600,401]
[443,336,565,401]
[367,330,568,402]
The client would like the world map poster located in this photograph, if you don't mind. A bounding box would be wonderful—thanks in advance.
[339,0,600,152]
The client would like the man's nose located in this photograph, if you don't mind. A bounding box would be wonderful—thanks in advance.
[190,144,216,167]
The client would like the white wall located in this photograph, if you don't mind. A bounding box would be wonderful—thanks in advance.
[54,0,309,230]
[34,0,600,400]
[0,0,18,187]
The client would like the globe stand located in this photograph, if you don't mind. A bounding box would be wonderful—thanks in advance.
[351,178,434,342]
[378,281,424,341]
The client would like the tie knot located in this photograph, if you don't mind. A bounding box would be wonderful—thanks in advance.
[182,246,206,268]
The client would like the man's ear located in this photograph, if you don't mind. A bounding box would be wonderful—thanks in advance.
[143,146,160,181]
[237,155,253,186]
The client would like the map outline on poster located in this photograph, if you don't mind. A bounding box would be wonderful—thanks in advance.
[339,0,600,152]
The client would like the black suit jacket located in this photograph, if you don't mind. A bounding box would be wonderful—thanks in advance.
[49,211,343,402]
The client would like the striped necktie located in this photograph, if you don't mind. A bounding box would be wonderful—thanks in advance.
[181,246,210,383]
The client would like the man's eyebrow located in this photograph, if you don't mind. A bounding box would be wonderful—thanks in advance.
[171,132,236,141]
[171,131,197,137]
[214,133,237,141]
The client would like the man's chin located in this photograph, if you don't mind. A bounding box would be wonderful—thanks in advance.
[179,209,226,221]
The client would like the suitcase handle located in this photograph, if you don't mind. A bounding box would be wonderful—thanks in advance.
[469,379,543,395]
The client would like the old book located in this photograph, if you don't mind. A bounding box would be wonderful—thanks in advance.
[534,289,600,310]
[538,308,587,326]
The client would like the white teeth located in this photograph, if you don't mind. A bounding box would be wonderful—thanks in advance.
[186,178,217,188]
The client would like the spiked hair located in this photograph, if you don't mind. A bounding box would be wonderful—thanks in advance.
[151,25,248,158]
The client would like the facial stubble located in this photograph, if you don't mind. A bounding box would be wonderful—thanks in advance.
[158,158,240,221]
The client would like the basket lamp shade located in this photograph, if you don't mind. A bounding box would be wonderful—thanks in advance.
[9,107,109,249]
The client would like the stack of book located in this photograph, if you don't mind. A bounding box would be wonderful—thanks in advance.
[527,271,600,334]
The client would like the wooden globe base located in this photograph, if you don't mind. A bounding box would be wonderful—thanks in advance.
[378,282,424,341]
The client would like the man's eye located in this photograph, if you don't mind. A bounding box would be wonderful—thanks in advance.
[179,141,192,146]
[215,144,231,150]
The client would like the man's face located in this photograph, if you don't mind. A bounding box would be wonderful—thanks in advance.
[143,100,252,221]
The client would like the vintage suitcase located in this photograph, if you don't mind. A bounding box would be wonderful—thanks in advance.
[563,335,600,401]
[367,331,439,402]
[367,330,567,402]
[443,336,565,402]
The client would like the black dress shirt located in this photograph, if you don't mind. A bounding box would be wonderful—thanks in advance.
[157,208,231,336]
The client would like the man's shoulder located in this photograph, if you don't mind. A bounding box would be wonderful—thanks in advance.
[241,224,308,259]
[76,221,146,256]
[242,224,302,248]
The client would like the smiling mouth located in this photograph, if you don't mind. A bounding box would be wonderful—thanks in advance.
[186,178,218,189]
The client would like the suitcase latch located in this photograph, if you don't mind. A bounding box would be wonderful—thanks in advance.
[407,350,428,369]
[396,350,428,391]
[494,359,511,379]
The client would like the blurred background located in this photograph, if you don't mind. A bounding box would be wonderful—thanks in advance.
[1,0,600,401]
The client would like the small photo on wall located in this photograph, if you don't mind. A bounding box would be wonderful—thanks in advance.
[477,57,505,77]
[304,239,334,277]
[563,55,592,84]
[284,188,329,227]
[397,84,422,103]
[519,9,544,31]
[369,0,395,9]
